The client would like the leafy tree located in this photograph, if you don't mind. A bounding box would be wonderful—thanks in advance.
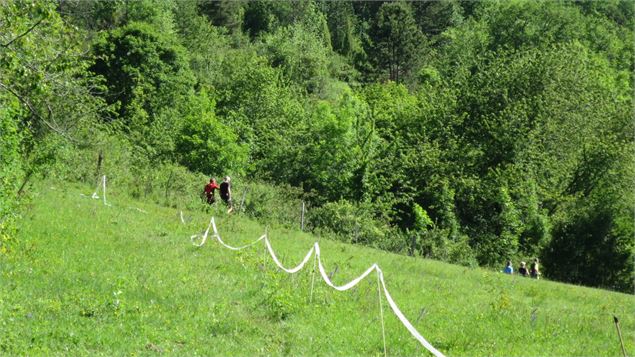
[91,22,195,160]
[412,0,464,37]
[322,1,359,58]
[176,92,248,176]
[259,23,334,94]
[1,0,104,248]
[210,49,305,177]
[573,0,634,29]
[242,1,297,38]
[92,22,194,125]
[198,0,244,33]
[286,92,362,203]
[476,0,633,74]
[61,0,178,33]
[367,2,424,83]
[173,0,231,86]
[543,146,634,292]
[1,0,104,186]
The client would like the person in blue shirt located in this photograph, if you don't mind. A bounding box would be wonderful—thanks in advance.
[503,260,514,274]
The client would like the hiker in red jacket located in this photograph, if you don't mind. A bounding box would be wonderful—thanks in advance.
[203,178,219,204]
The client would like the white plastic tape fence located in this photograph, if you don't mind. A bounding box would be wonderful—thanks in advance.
[89,175,111,206]
[81,175,148,214]
[193,217,445,357]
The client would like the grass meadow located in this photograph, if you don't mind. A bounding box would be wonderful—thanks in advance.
[1,183,633,356]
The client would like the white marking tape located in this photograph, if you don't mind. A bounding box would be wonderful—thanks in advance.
[190,217,213,247]
[90,175,111,206]
[265,238,315,274]
[193,217,446,357]
[212,218,267,250]
[86,175,148,213]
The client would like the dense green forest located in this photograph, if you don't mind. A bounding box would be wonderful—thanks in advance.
[1,0,633,292]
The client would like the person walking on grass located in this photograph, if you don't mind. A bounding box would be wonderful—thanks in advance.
[220,176,233,213]
[503,260,514,274]
[203,178,219,205]
[530,258,541,279]
[518,261,529,277]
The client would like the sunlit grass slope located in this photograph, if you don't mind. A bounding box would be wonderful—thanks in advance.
[1,183,633,356]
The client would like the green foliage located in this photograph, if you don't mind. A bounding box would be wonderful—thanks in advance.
[413,203,434,230]
[2,0,633,293]
[543,141,635,292]
[91,21,197,163]
[299,100,356,198]
[0,0,105,250]
[545,199,634,292]
[0,98,22,254]
[176,92,248,176]
[309,200,390,247]
[198,0,244,33]
[412,0,464,37]
[61,0,177,33]
[173,0,230,86]
[240,181,304,228]
[367,2,425,83]
[260,24,332,94]
[322,1,360,58]
[91,22,194,129]
[210,50,305,175]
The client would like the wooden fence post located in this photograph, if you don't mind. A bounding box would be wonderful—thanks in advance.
[301,201,305,231]
[614,315,627,357]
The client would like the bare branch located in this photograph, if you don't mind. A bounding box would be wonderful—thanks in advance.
[0,82,83,144]
[1,17,44,48]
[0,82,38,116]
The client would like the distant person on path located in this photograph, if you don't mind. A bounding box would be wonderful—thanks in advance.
[220,176,233,213]
[503,260,514,274]
[530,258,541,279]
[518,261,529,277]
[203,178,219,205]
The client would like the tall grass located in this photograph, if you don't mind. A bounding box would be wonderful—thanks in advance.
[1,182,633,356]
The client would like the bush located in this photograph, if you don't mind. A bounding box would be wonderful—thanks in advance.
[309,200,392,247]
[240,181,304,229]
[176,92,248,176]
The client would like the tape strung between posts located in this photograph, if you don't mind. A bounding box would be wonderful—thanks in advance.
[212,218,267,251]
[195,217,445,357]
[265,238,315,274]
[90,175,111,206]
[190,217,213,247]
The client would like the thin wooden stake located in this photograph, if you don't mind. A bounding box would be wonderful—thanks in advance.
[614,315,627,357]
[301,201,305,231]
[239,189,247,212]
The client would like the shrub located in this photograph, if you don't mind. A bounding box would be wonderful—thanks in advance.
[309,200,392,247]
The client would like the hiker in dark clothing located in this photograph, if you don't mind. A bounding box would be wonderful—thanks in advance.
[203,178,219,204]
[219,176,233,213]
[518,261,529,277]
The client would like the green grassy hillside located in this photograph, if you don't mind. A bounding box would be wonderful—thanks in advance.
[1,183,633,356]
